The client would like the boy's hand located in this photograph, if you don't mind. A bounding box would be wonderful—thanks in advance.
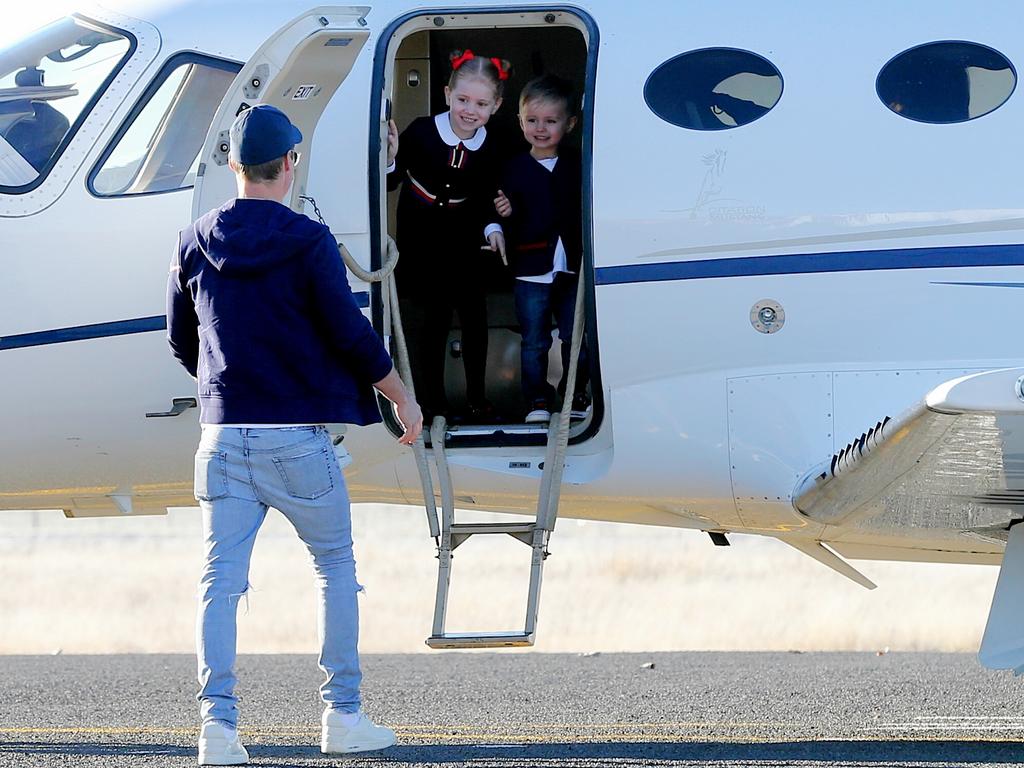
[494,190,512,218]
[386,119,399,167]
[484,231,507,265]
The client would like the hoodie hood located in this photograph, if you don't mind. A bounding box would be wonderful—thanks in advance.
[193,198,325,275]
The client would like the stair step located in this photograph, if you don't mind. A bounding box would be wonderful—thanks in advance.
[426,631,535,649]
[449,522,536,535]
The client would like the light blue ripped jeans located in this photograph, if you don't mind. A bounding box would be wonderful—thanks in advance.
[194,425,361,728]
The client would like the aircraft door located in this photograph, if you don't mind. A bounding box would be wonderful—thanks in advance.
[192,7,370,218]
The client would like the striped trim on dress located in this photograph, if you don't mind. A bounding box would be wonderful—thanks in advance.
[407,172,467,206]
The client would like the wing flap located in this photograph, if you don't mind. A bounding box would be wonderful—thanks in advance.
[794,368,1024,537]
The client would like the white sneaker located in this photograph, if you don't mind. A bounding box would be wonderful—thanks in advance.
[198,722,249,766]
[525,408,551,424]
[321,708,397,753]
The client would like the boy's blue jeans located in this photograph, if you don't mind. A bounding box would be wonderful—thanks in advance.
[194,425,361,728]
[514,272,589,406]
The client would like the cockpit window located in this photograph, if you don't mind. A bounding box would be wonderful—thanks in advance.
[90,53,241,197]
[0,16,132,193]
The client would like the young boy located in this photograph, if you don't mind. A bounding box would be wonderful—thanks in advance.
[492,74,590,423]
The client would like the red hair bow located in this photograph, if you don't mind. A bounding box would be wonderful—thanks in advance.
[451,50,475,70]
[451,49,509,81]
[490,57,510,81]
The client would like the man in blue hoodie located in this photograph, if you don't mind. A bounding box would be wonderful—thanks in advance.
[167,104,421,766]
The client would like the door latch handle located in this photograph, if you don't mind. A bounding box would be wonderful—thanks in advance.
[146,397,197,418]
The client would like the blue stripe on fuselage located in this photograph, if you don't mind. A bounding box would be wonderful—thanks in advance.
[0,291,372,351]
[4,244,1024,351]
[594,243,1024,285]
[0,316,167,351]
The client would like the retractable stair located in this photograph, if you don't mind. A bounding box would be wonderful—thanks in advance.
[423,417,562,648]
[419,276,586,649]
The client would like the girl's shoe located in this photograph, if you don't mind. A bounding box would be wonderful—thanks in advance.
[466,399,497,422]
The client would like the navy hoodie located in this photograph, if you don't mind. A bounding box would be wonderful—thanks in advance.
[166,198,393,425]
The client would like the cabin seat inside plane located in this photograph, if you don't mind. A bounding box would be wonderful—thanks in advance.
[2,67,69,171]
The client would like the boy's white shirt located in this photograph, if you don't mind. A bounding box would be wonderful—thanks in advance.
[490,155,573,285]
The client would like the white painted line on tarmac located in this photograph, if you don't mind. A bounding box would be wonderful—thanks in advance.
[865,716,1024,732]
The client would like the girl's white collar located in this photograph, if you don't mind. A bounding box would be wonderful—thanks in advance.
[435,111,487,151]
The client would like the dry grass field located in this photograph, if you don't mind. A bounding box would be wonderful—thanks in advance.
[0,504,999,655]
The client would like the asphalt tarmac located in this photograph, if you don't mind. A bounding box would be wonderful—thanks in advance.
[2,652,1024,767]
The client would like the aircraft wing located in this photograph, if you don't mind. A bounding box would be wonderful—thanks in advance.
[794,368,1024,543]
[791,367,1024,673]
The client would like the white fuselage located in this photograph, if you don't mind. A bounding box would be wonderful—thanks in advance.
[2,0,1022,566]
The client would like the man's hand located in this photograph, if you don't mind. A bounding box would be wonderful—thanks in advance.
[393,397,423,446]
[373,367,422,445]
[484,230,507,265]
[494,189,512,218]
[386,119,399,167]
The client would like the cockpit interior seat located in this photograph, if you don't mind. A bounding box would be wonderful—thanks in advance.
[3,100,69,171]
[1,67,71,173]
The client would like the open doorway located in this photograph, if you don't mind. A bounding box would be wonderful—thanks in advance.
[371,9,601,448]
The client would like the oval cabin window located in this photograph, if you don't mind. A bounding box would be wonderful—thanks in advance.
[644,48,783,131]
[877,41,1016,123]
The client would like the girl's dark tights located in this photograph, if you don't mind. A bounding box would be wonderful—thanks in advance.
[411,287,488,414]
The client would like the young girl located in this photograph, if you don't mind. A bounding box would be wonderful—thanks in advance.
[387,50,510,421]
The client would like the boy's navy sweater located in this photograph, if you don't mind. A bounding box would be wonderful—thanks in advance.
[166,198,393,425]
[499,149,583,278]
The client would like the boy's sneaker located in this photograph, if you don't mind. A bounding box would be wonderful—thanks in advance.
[525,400,551,424]
[321,708,397,754]
[570,394,593,420]
[197,722,249,766]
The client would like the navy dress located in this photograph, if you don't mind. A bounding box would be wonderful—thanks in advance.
[389,113,504,414]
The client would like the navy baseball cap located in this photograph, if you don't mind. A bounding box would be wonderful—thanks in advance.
[229,104,303,165]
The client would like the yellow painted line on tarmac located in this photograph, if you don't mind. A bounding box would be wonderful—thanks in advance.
[0,727,793,745]
[0,727,196,736]
[398,721,800,729]
[392,732,779,744]
[4,724,1023,746]
[0,722,788,736]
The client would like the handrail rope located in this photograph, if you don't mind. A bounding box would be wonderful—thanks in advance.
[301,194,439,539]
[336,236,440,541]
[535,269,587,533]
[297,193,440,541]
